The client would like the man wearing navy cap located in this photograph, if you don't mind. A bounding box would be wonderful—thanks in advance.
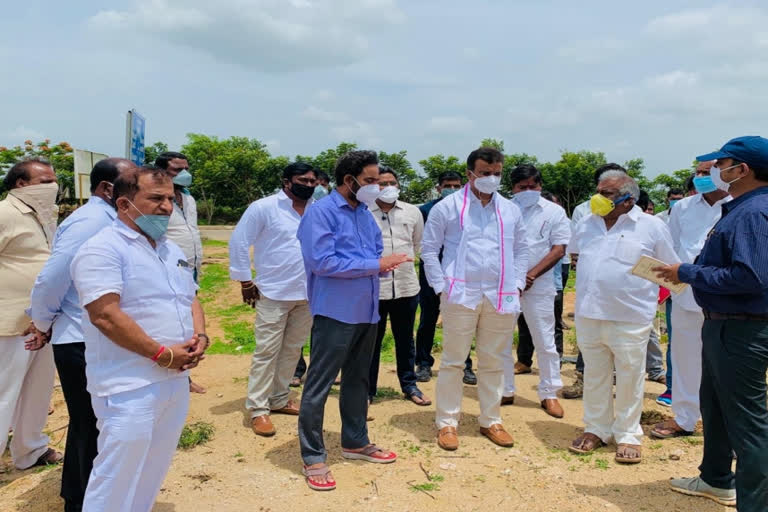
[656,135,768,510]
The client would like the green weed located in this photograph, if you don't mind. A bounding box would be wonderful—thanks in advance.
[177,422,215,450]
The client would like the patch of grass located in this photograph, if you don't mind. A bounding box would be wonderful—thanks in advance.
[407,443,421,454]
[428,473,444,482]
[641,409,671,425]
[650,442,663,450]
[33,464,60,474]
[198,263,230,295]
[682,437,703,446]
[177,422,215,450]
[233,452,243,458]
[375,386,400,400]
[568,465,579,472]
[206,321,255,355]
[475,474,486,483]
[202,239,228,248]
[410,482,440,492]
[232,376,248,384]
[595,458,609,470]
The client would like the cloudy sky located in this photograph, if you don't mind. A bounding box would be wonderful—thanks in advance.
[2,1,767,176]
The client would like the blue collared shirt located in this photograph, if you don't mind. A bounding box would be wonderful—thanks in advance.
[678,186,768,314]
[297,190,383,324]
[27,196,117,344]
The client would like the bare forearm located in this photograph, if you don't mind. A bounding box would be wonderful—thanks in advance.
[529,245,566,279]
[192,297,206,334]
[89,306,161,358]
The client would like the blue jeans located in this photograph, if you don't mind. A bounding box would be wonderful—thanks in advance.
[664,299,673,391]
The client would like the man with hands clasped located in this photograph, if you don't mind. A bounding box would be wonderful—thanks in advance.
[71,166,207,512]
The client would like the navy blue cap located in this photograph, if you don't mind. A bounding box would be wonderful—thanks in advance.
[696,135,768,169]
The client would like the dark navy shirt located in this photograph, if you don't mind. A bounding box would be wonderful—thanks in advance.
[678,186,768,314]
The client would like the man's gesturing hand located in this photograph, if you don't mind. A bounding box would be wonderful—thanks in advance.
[379,253,413,273]
[240,281,260,308]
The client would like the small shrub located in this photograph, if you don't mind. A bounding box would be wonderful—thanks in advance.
[178,422,215,450]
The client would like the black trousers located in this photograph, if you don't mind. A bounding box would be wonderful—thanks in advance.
[698,319,768,511]
[294,344,309,380]
[515,292,564,367]
[53,343,98,512]
[298,316,376,464]
[369,296,419,399]
[415,268,472,371]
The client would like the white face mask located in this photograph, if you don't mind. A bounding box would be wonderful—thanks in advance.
[353,178,382,203]
[378,185,399,204]
[8,182,60,246]
[472,173,501,195]
[710,164,742,192]
[513,189,541,208]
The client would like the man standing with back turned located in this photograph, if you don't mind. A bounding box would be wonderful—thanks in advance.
[296,150,410,492]
[657,136,768,511]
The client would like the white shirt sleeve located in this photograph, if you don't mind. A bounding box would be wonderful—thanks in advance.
[512,212,529,292]
[653,221,681,266]
[550,206,572,246]
[228,202,265,282]
[184,194,203,274]
[71,242,124,308]
[421,203,447,293]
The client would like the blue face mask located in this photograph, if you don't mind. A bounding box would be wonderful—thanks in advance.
[127,199,170,241]
[172,170,193,187]
[669,199,679,208]
[693,176,717,194]
[312,186,329,200]
[440,188,458,198]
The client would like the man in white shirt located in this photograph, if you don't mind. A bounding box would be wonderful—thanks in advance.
[0,158,63,471]
[501,164,571,418]
[155,152,206,394]
[368,166,429,407]
[229,162,316,437]
[422,147,528,451]
[71,166,207,512]
[651,161,730,439]
[562,163,629,399]
[567,171,678,464]
[655,188,684,225]
[27,157,135,511]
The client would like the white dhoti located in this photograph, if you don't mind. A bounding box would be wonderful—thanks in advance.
[501,293,563,400]
[0,336,55,469]
[83,376,189,512]
[670,301,705,432]
[576,317,651,446]
[435,297,517,429]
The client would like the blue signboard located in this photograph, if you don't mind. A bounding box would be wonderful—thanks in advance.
[127,110,145,166]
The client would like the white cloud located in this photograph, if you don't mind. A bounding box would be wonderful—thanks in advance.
[645,70,699,88]
[302,106,348,123]
[87,0,404,72]
[427,116,474,133]
[646,4,760,35]
[556,38,625,64]
[331,121,374,140]
[312,89,335,102]
[5,126,45,142]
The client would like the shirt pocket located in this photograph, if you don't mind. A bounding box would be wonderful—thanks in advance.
[613,238,646,266]
[170,265,197,306]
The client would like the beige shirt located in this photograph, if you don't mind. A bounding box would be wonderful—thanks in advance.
[0,195,51,335]
[370,200,423,300]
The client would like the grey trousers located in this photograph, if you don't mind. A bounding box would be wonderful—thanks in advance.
[298,315,377,465]
[646,323,665,379]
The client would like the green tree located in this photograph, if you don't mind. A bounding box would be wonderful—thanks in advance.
[181,134,279,223]
[144,141,169,165]
[296,142,359,182]
[0,139,74,201]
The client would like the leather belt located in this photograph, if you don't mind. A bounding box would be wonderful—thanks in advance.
[703,311,768,321]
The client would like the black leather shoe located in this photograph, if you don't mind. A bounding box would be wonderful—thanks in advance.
[463,368,477,385]
[416,366,432,382]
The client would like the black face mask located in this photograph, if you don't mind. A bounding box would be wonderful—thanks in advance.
[290,182,315,200]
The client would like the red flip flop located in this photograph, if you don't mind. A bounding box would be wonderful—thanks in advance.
[302,464,336,491]
[341,444,397,463]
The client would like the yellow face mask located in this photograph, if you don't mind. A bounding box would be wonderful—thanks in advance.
[590,193,630,217]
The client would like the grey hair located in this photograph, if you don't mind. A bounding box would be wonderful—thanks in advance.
[598,169,640,200]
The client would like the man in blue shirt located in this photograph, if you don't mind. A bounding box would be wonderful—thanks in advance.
[26,157,135,512]
[656,136,768,510]
[296,150,411,492]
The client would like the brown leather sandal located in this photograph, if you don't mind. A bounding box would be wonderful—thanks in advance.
[568,433,605,454]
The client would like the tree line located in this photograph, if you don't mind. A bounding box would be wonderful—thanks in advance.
[1,136,695,224]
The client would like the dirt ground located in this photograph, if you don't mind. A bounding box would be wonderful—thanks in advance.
[0,245,728,512]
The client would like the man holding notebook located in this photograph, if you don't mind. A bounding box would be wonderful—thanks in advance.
[566,171,678,464]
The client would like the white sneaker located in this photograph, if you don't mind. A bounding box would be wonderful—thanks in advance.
[669,476,736,507]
